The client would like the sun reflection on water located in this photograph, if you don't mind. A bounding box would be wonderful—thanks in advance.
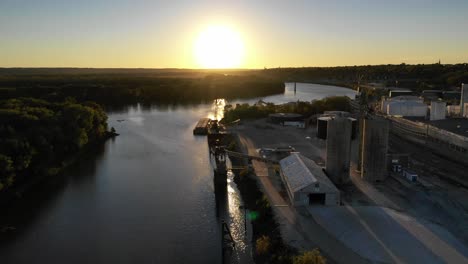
[208,99,226,121]
[225,158,253,263]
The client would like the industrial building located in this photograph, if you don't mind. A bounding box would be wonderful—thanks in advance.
[381,96,426,117]
[279,153,340,206]
[386,100,427,117]
[389,89,413,98]
[430,101,446,121]
[361,119,390,182]
[326,117,352,184]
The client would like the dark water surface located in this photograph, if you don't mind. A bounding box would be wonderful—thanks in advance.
[0,83,355,263]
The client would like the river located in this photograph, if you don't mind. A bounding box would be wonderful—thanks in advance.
[0,83,356,263]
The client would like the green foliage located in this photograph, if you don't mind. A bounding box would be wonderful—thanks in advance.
[262,63,468,91]
[0,98,108,192]
[293,249,327,264]
[0,73,285,106]
[221,96,351,123]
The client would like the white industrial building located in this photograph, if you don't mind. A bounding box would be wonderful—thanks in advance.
[381,96,427,117]
[430,101,446,121]
[279,153,340,206]
[381,96,422,112]
[387,101,427,117]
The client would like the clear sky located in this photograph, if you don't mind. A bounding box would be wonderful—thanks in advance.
[1,0,467,68]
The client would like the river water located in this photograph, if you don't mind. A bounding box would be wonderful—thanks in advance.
[0,83,355,263]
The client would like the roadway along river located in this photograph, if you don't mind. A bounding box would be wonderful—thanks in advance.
[0,83,356,263]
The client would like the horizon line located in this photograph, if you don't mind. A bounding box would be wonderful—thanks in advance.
[1,62,468,70]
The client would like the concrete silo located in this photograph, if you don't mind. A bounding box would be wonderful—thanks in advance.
[360,119,389,182]
[461,83,468,117]
[317,116,331,140]
[326,117,352,184]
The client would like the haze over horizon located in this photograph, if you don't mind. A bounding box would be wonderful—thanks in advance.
[1,0,468,68]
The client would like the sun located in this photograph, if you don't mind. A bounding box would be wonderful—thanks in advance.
[194,25,245,69]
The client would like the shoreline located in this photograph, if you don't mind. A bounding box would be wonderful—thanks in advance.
[227,133,296,263]
[0,134,117,208]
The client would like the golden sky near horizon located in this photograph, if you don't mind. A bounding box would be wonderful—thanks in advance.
[1,1,467,68]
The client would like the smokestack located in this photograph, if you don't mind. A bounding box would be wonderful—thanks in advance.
[461,83,467,117]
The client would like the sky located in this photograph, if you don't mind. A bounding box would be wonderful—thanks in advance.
[1,0,468,68]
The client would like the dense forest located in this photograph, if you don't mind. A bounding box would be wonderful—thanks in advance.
[0,98,108,193]
[0,72,285,106]
[262,63,468,92]
[221,96,351,124]
[0,71,285,196]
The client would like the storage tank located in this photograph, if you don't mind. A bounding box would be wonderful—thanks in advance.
[430,101,446,121]
[317,116,331,140]
[361,119,389,182]
[326,117,352,184]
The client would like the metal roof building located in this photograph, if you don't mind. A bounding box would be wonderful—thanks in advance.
[279,153,340,206]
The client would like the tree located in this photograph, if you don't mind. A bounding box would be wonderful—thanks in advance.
[0,98,109,192]
[256,235,271,255]
[293,249,326,264]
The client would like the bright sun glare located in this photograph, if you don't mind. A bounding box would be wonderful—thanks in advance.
[194,25,245,69]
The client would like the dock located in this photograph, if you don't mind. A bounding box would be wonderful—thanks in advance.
[193,118,211,135]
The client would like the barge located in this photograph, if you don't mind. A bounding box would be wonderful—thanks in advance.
[193,118,211,135]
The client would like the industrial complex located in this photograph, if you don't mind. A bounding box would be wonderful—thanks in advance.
[201,82,468,263]
[279,153,340,206]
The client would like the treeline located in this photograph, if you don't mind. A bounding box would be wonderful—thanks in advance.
[0,98,108,192]
[0,73,285,106]
[262,63,468,92]
[221,96,351,124]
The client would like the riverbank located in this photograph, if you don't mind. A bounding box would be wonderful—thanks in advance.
[227,134,296,264]
[0,134,116,208]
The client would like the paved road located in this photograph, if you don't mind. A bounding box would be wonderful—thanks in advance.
[235,132,369,264]
[309,206,468,264]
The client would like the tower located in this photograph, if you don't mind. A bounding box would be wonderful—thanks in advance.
[326,117,352,184]
[361,119,389,182]
[461,83,467,117]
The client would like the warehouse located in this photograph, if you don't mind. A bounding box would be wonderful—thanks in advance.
[279,153,340,206]
[386,100,427,117]
[381,96,423,113]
